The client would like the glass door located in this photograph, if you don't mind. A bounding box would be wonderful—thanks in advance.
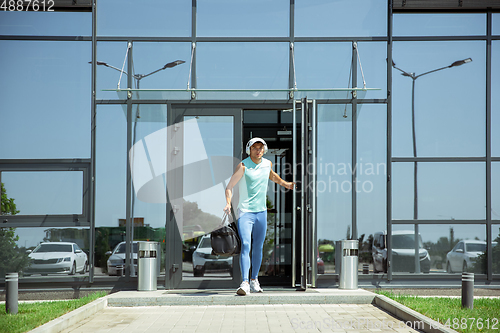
[165,106,242,289]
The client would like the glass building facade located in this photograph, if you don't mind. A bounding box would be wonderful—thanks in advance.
[0,1,499,289]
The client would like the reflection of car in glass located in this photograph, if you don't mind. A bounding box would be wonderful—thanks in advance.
[106,241,138,276]
[192,235,232,277]
[265,244,325,275]
[25,242,88,276]
[372,231,430,273]
[446,240,495,273]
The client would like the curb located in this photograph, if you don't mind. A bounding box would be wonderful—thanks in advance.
[373,294,459,333]
[28,296,108,333]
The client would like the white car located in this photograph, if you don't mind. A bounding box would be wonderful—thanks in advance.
[192,235,233,277]
[446,240,495,273]
[106,241,138,276]
[25,242,88,276]
[372,230,431,273]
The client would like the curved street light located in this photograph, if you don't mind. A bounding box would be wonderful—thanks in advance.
[392,58,472,274]
[91,59,184,276]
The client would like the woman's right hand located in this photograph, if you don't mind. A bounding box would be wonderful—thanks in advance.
[223,203,231,215]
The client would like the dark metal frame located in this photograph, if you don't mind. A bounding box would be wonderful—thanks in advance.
[0,159,91,227]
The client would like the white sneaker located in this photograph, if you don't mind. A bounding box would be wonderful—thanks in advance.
[237,281,250,295]
[250,279,263,293]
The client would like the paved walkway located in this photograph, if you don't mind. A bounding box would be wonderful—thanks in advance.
[59,303,421,333]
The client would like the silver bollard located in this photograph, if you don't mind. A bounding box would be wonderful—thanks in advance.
[138,242,158,291]
[339,240,359,289]
[462,272,474,309]
[6,273,18,314]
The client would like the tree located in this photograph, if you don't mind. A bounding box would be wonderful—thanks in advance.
[0,183,31,277]
[1,182,20,215]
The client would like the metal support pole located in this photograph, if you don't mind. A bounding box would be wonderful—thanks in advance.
[386,0,393,281]
[300,97,306,290]
[462,272,474,309]
[351,42,358,241]
[292,100,296,287]
[89,0,97,284]
[486,10,493,281]
[412,78,421,274]
[6,273,18,314]
[125,41,133,280]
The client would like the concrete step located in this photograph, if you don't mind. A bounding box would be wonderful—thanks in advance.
[106,288,377,306]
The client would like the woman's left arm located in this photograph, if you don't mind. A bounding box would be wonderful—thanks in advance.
[269,162,295,190]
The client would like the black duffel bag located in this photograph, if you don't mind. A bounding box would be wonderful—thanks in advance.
[211,212,241,256]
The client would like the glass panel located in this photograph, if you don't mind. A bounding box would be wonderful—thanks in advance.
[418,163,486,220]
[294,42,351,95]
[0,41,90,159]
[196,42,289,91]
[97,0,190,37]
[394,13,486,36]
[132,43,191,90]
[392,224,486,274]
[392,163,414,220]
[357,105,387,274]
[96,42,191,100]
[9,227,90,279]
[392,41,485,157]
[181,116,234,279]
[0,12,91,36]
[95,105,127,278]
[244,110,278,124]
[295,0,387,37]
[264,148,293,278]
[493,13,500,35]
[96,42,131,100]
[107,88,376,101]
[493,163,500,221]
[493,41,500,157]
[356,42,387,99]
[492,224,500,274]
[317,104,352,274]
[197,0,289,37]
[1,171,83,215]
[129,105,167,277]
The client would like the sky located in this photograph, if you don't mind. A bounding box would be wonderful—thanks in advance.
[0,2,499,248]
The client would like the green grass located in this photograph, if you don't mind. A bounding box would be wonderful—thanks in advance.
[376,290,500,333]
[0,291,107,333]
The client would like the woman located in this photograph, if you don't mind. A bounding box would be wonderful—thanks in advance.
[224,137,295,295]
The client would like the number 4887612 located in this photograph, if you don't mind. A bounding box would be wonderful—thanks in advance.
[1,0,55,11]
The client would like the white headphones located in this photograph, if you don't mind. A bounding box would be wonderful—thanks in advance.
[246,137,268,155]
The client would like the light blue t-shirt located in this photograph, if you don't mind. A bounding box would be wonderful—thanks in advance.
[238,157,271,213]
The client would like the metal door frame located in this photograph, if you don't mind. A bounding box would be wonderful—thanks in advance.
[165,104,242,289]
[292,98,318,290]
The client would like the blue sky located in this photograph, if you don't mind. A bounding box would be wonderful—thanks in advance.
[0,4,499,247]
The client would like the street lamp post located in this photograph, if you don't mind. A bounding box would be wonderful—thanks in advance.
[392,58,472,274]
[94,59,184,276]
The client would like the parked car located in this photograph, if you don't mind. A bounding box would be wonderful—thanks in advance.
[106,241,138,275]
[25,242,88,276]
[446,240,496,273]
[192,235,232,277]
[372,230,430,273]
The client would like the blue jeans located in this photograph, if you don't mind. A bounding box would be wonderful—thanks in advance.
[237,210,267,281]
